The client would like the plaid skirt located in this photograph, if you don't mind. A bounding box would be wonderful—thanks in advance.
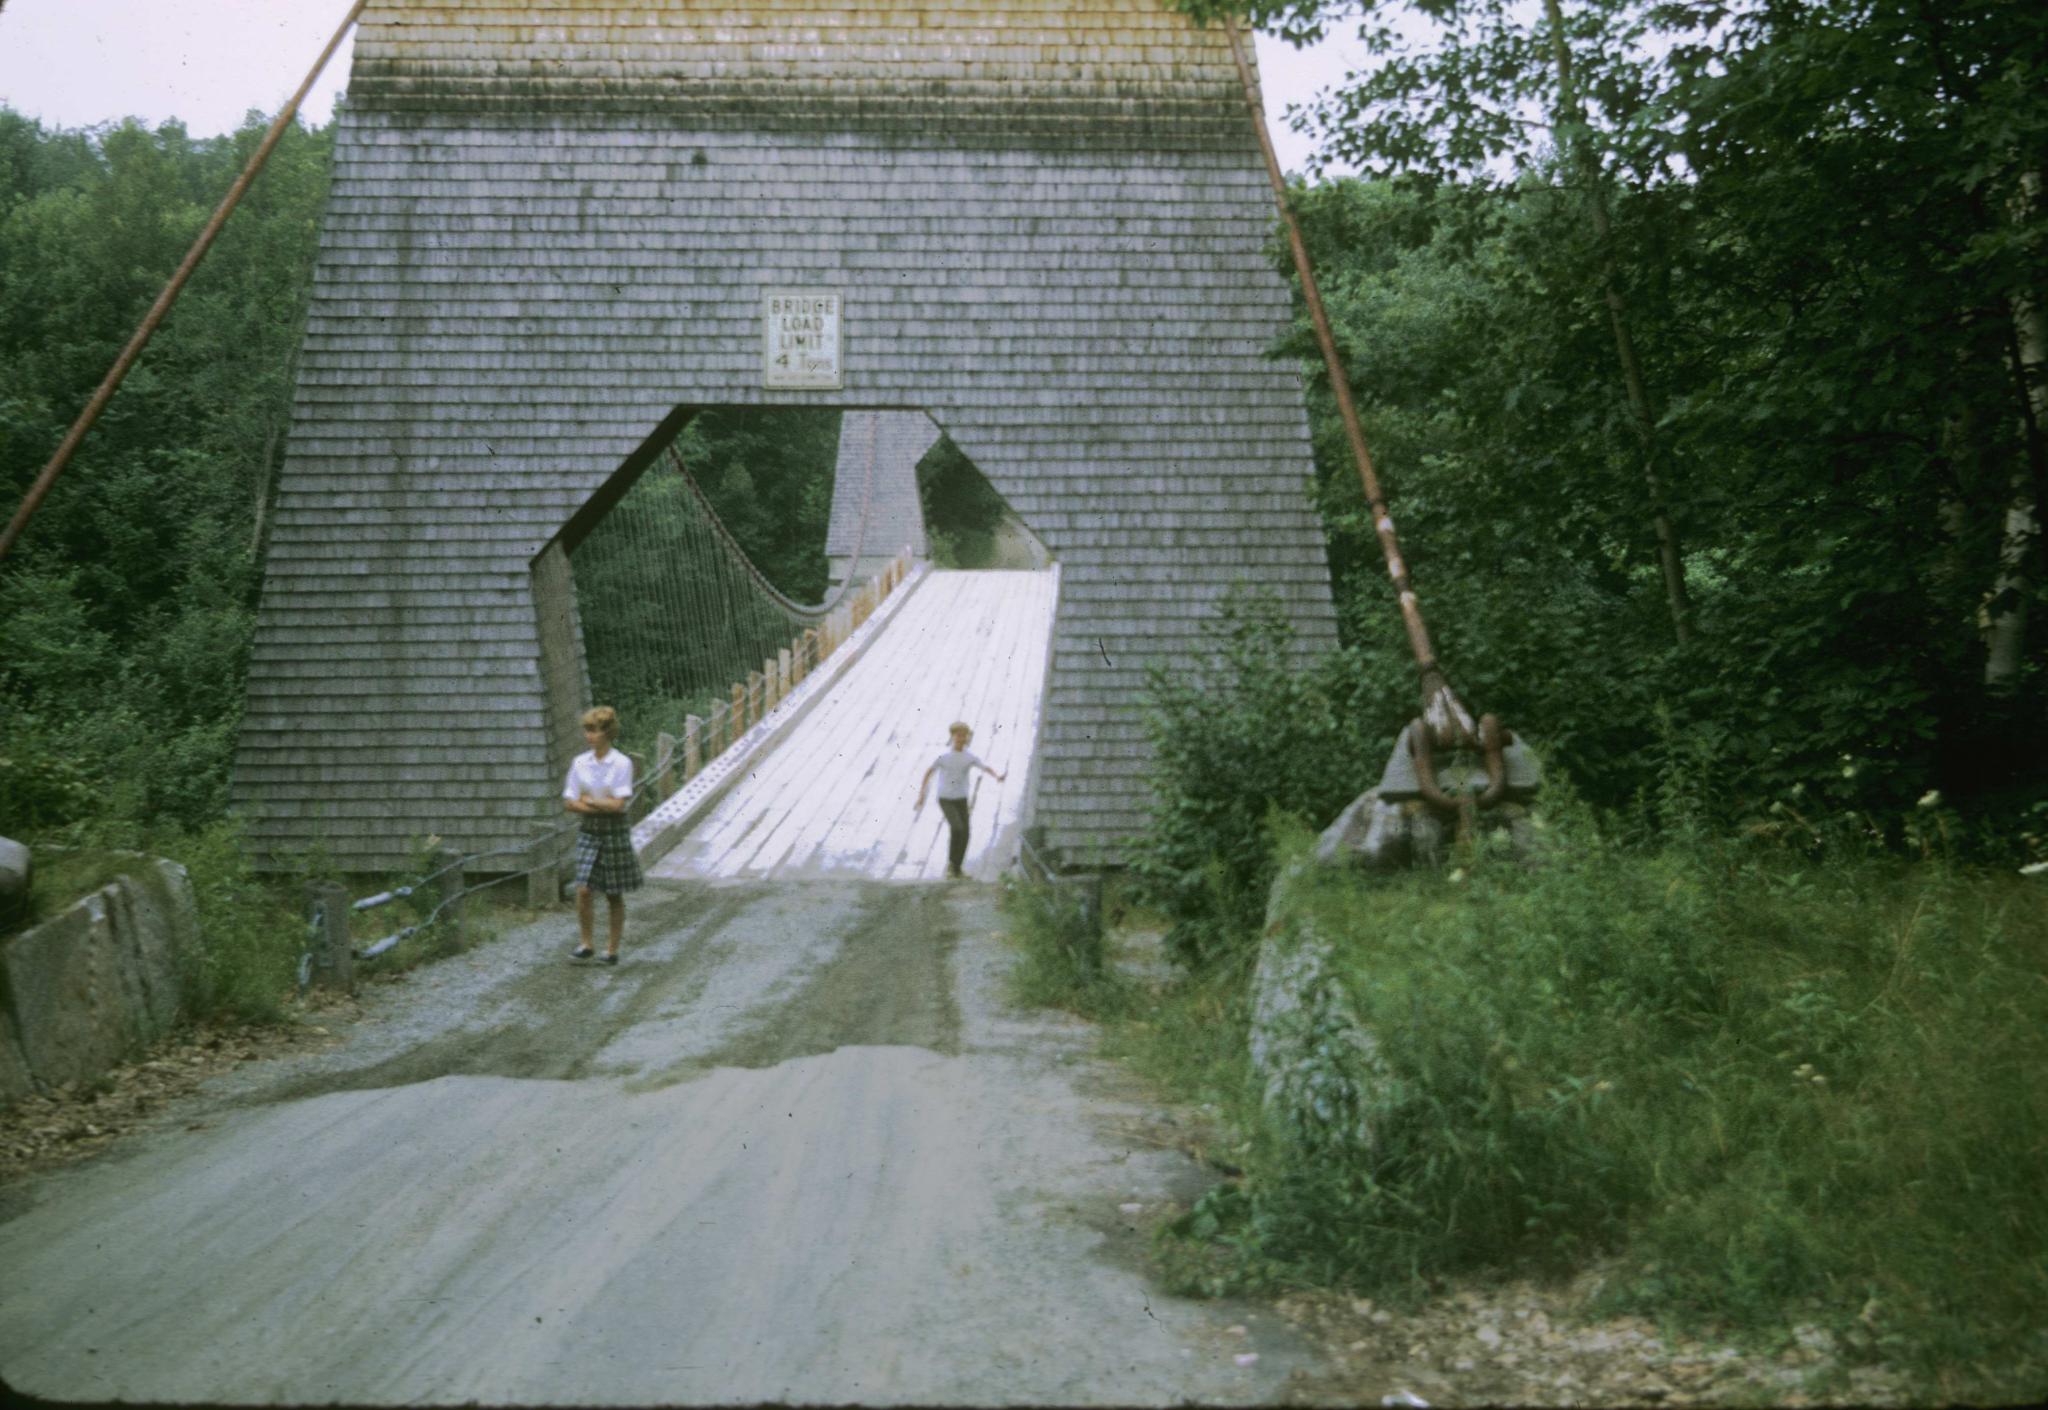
[572,816,643,895]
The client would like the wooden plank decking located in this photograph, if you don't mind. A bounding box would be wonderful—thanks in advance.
[647,568,1058,884]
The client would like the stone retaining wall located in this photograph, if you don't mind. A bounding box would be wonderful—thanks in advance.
[0,859,199,1109]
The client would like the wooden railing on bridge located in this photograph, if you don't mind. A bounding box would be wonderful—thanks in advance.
[649,548,910,802]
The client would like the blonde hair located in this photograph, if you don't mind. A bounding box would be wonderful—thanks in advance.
[949,721,972,739]
[581,705,620,740]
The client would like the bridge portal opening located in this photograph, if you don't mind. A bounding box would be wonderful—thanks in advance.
[914,433,1050,573]
[821,411,1048,581]
[534,407,1050,789]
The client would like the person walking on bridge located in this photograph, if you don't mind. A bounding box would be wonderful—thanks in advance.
[916,721,1005,880]
[563,705,642,962]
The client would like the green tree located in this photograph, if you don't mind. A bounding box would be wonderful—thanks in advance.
[915,433,1007,568]
[677,407,840,603]
[1168,1,2046,829]
[0,109,333,832]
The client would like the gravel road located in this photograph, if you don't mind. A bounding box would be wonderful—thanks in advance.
[0,881,1321,1406]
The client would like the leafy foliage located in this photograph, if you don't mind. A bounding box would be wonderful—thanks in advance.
[915,433,1010,568]
[1185,819,2048,1391]
[1127,597,1389,967]
[677,407,840,603]
[1206,0,2048,831]
[0,108,332,836]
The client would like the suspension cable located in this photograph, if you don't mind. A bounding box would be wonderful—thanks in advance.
[0,0,370,563]
[1220,15,1476,745]
[659,407,880,624]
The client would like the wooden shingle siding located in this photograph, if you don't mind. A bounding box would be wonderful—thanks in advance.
[825,411,935,567]
[232,0,1337,871]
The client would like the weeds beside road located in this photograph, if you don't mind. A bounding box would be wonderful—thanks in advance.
[2,822,533,1185]
[5,819,527,1026]
[1003,822,2048,1406]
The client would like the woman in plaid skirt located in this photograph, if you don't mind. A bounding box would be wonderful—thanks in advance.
[562,705,643,964]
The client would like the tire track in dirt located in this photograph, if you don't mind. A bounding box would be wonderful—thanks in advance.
[252,886,746,1099]
[661,883,960,1079]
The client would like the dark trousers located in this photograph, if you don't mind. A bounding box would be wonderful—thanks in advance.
[939,797,971,874]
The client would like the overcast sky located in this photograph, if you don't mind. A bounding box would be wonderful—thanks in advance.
[0,0,1362,176]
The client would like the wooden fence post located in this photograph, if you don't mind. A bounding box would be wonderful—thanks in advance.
[526,834,559,907]
[656,731,678,798]
[684,715,702,778]
[731,682,746,736]
[434,845,466,946]
[306,881,353,993]
[778,646,792,701]
[1061,873,1106,978]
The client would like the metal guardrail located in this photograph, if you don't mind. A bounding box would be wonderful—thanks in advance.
[299,739,678,986]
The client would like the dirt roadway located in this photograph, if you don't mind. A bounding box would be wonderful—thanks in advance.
[0,881,1325,1406]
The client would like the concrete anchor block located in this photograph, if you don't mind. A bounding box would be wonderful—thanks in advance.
[1324,730,1546,871]
[1,861,199,1097]
[0,835,29,927]
[1249,862,1394,1156]
[0,997,34,1107]
[114,860,194,1036]
[1375,721,1544,800]
[1314,789,1435,871]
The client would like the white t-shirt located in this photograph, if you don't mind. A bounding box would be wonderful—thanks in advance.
[563,747,634,805]
[930,748,983,801]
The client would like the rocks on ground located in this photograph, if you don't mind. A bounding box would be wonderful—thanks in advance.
[1264,1269,1921,1408]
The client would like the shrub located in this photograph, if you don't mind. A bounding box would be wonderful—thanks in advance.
[0,746,97,836]
[1176,819,2048,1386]
[916,434,1007,569]
[1128,594,1389,969]
[160,820,306,1023]
[999,874,1129,1019]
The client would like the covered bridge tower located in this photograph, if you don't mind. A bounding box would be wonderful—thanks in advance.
[232,0,1338,871]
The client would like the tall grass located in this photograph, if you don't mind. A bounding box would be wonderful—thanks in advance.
[1127,812,2047,1391]
[166,820,309,1022]
[998,875,1130,1018]
[4,820,308,1023]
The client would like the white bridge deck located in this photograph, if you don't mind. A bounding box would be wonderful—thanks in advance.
[648,568,1058,884]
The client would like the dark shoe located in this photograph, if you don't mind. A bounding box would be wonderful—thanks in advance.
[601,952,619,966]
[571,946,595,961]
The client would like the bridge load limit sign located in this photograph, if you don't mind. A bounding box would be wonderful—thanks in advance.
[762,289,843,389]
